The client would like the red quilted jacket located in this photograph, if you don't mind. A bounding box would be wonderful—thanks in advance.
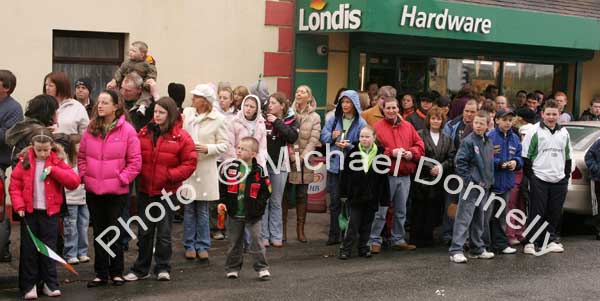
[10,149,80,216]
[137,118,198,196]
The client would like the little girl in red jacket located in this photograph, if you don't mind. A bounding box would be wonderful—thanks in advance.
[9,130,80,300]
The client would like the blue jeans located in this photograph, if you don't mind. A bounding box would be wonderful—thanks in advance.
[63,204,90,260]
[449,187,488,255]
[370,176,410,246]
[261,169,287,243]
[183,201,211,252]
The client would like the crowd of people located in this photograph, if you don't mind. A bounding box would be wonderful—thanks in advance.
[1,40,600,299]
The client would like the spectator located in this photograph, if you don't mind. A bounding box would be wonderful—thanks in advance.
[435,95,450,118]
[233,86,249,111]
[579,95,600,121]
[283,85,321,243]
[401,93,415,119]
[74,78,95,117]
[361,86,396,126]
[486,109,522,255]
[321,90,366,245]
[410,107,453,247]
[120,72,157,132]
[485,84,499,100]
[167,82,186,113]
[43,72,89,144]
[370,96,424,253]
[181,84,229,261]
[521,99,572,255]
[585,137,600,240]
[554,92,572,123]
[228,95,268,170]
[124,97,197,282]
[449,110,495,263]
[366,81,378,106]
[262,93,299,247]
[325,88,347,122]
[338,126,390,259]
[406,92,433,131]
[79,90,141,287]
[495,96,508,111]
[525,93,541,123]
[0,69,22,263]
[515,90,528,108]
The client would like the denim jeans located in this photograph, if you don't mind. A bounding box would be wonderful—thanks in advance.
[130,193,174,276]
[261,169,287,243]
[225,218,268,273]
[183,201,211,252]
[327,171,342,242]
[442,193,456,242]
[449,188,488,255]
[483,191,510,252]
[63,204,90,260]
[370,176,410,246]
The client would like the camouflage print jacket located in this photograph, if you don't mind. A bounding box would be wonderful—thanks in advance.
[114,58,158,88]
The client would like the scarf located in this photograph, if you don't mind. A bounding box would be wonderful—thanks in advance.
[358,143,378,174]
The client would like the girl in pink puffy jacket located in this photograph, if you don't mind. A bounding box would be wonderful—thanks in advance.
[77,90,141,287]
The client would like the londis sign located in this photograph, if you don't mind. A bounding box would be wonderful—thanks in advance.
[298,0,362,32]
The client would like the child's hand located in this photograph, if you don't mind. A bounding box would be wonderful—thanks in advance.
[106,79,117,90]
[508,160,517,171]
[18,210,25,217]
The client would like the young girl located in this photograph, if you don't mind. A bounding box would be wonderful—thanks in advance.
[9,129,80,299]
[54,134,90,265]
[338,126,390,259]
[228,95,268,170]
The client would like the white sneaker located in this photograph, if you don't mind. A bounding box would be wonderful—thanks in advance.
[258,269,271,280]
[42,283,61,297]
[523,243,536,255]
[157,272,170,281]
[123,272,150,282]
[24,285,37,299]
[449,253,468,263]
[502,247,517,254]
[78,255,91,263]
[546,242,564,253]
[67,257,79,265]
[213,232,225,240]
[469,250,495,259]
[226,271,239,279]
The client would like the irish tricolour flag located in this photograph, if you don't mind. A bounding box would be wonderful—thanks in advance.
[26,223,79,276]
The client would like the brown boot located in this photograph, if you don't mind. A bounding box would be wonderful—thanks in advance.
[296,201,308,243]
[282,199,288,242]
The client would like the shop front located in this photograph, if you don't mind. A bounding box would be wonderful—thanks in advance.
[294,0,600,117]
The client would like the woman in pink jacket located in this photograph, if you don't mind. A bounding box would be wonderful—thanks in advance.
[227,95,268,169]
[78,90,141,287]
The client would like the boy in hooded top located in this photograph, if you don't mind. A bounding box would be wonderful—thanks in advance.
[320,90,367,245]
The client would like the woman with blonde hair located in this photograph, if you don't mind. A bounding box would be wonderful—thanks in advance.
[283,85,321,243]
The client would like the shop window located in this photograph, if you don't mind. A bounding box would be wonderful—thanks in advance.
[429,58,500,97]
[502,62,554,107]
[53,30,125,99]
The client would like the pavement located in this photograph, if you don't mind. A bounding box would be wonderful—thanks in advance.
[1,211,600,300]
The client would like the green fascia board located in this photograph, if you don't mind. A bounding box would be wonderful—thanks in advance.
[296,0,600,50]
[295,34,329,69]
[349,33,594,64]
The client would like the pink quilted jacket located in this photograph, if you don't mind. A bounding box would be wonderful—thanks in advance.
[78,115,141,195]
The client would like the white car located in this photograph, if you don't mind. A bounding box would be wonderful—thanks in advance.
[563,121,600,215]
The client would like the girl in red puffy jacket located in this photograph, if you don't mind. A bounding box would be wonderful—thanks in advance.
[9,129,80,299]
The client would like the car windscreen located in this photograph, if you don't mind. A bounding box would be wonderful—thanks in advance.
[564,125,600,151]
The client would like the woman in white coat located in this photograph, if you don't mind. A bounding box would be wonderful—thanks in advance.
[181,84,229,261]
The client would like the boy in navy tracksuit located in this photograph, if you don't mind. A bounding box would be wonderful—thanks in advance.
[486,109,523,254]
[449,111,495,263]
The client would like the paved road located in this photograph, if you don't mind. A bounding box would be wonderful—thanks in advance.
[1,212,600,300]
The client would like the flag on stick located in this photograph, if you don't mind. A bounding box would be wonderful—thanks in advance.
[25,223,79,276]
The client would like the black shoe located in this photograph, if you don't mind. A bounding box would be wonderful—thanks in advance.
[326,240,341,246]
[358,251,372,258]
[337,253,349,260]
[0,253,11,263]
[87,278,108,288]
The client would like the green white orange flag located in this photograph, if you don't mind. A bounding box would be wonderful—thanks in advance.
[26,223,79,276]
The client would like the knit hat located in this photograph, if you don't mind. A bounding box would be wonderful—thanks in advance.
[168,83,186,107]
[74,78,92,93]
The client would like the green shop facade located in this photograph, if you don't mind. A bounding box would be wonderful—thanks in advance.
[293,0,600,118]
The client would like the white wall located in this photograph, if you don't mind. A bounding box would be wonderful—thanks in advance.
[0,0,278,107]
